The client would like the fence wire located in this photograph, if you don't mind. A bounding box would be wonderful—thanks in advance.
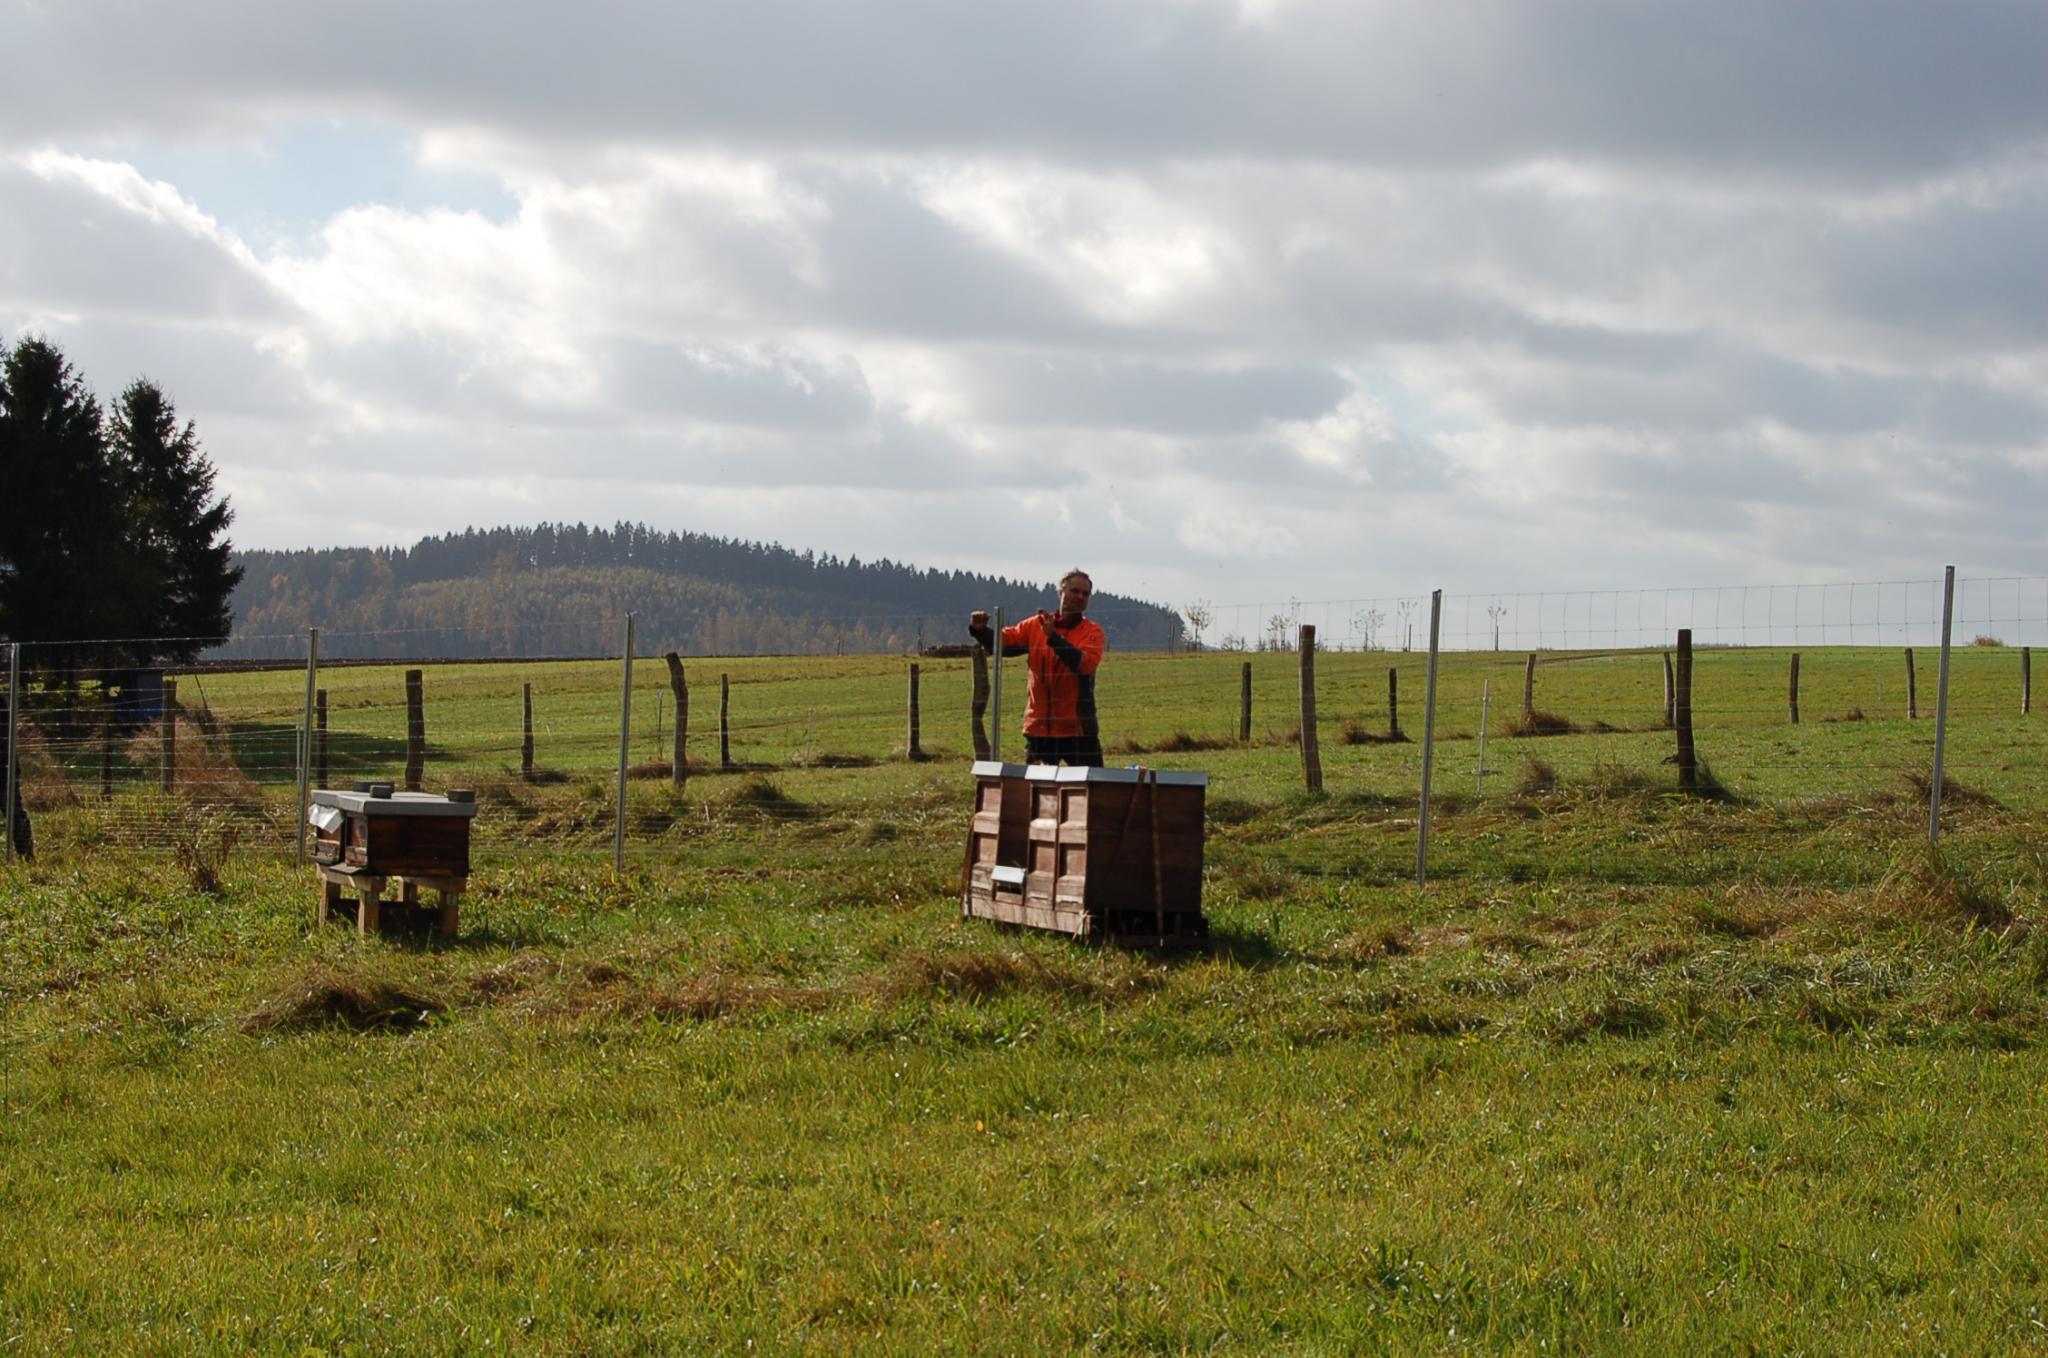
[2,575,2040,886]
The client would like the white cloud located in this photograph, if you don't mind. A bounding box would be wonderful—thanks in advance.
[2,1,2045,612]
[1177,509,1301,560]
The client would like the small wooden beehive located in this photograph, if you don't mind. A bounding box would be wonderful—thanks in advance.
[309,783,478,876]
[961,761,1030,913]
[964,765,1208,945]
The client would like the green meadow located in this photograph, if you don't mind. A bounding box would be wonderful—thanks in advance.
[3,644,2046,1353]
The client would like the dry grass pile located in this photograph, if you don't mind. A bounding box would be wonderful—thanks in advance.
[1330,924,1414,962]
[1869,848,2016,932]
[243,964,445,1033]
[876,947,1155,1005]
[1107,730,1234,755]
[1901,771,1999,809]
[1506,708,1578,737]
[1338,718,1407,745]
[1516,758,1560,796]
[717,774,815,820]
[136,715,267,814]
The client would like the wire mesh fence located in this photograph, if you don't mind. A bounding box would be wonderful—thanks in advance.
[2,574,2040,886]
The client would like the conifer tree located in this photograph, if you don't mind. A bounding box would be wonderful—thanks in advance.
[107,379,242,657]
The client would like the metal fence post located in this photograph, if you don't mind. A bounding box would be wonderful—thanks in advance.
[1415,589,1442,886]
[1930,567,1955,844]
[615,613,634,874]
[3,642,18,866]
[295,627,319,866]
[1475,678,1491,797]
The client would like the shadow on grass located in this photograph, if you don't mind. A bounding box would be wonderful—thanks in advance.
[1180,920,1288,969]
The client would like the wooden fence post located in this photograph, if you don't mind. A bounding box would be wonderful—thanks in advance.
[521,683,536,780]
[719,673,734,770]
[970,649,991,760]
[1662,652,1675,728]
[1239,661,1252,742]
[1298,625,1323,793]
[315,689,329,788]
[663,654,688,787]
[1788,653,1801,725]
[1387,666,1401,740]
[160,677,177,792]
[1522,653,1537,724]
[1674,630,1696,793]
[907,663,923,759]
[2024,647,2032,716]
[1905,648,1918,720]
[404,669,425,790]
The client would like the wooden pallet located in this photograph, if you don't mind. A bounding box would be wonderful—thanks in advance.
[316,863,465,937]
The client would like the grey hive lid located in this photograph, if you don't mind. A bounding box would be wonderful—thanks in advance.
[970,761,1026,778]
[310,788,481,818]
[1055,766,1208,787]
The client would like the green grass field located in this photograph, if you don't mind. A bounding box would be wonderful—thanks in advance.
[3,645,2046,1352]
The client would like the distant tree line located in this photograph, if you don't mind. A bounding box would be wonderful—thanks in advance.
[0,337,241,673]
[222,523,1186,659]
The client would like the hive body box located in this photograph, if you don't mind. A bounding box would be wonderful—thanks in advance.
[962,765,1208,945]
[309,784,478,876]
[964,761,1030,907]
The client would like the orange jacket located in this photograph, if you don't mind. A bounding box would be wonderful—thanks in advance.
[974,613,1106,738]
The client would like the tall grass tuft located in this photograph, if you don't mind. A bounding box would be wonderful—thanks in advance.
[1875,846,2015,932]
[1506,708,1577,737]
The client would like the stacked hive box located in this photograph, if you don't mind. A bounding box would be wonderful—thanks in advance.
[963,764,1208,945]
[962,761,1030,912]
[309,783,478,875]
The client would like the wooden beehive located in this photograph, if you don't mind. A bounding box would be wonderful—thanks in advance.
[961,761,1030,914]
[964,765,1208,945]
[309,783,478,876]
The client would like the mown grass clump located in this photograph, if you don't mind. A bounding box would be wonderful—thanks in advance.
[243,963,445,1033]
[1507,707,1577,737]
[876,947,1141,1004]
[716,773,815,820]
[1108,729,1234,755]
[1339,717,1407,745]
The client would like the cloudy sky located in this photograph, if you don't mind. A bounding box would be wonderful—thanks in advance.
[3,0,2045,623]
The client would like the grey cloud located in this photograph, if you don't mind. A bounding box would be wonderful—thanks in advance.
[7,1,2044,180]
[0,310,313,421]
[1477,337,2048,446]
[966,355,1347,434]
[1820,181,2048,349]
[804,176,1097,343]
[0,163,286,322]
[244,408,990,494]
[605,341,876,430]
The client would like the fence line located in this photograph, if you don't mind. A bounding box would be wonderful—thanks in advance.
[2,570,2038,883]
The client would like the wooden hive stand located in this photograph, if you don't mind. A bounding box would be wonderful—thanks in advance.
[317,864,466,937]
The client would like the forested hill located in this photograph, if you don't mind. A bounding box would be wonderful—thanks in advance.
[215,522,1183,659]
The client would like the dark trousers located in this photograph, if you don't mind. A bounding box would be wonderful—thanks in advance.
[1025,733,1104,767]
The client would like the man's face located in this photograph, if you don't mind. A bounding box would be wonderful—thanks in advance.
[1059,576,1092,617]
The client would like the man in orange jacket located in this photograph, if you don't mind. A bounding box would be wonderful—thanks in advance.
[969,568,1107,766]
